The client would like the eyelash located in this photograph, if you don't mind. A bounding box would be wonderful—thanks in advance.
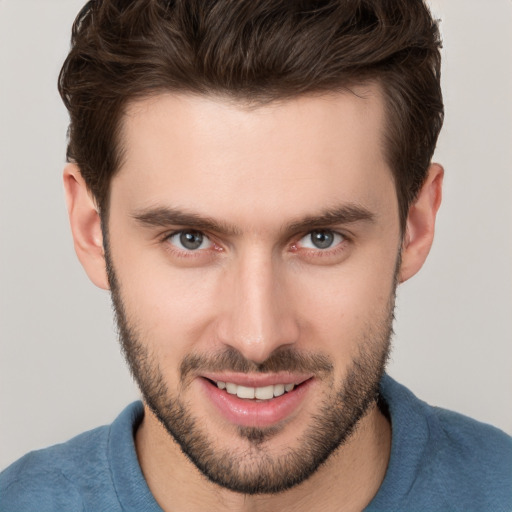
[291,230,350,263]
[160,229,350,259]
[161,230,221,259]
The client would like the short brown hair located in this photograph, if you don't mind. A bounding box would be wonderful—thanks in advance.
[58,0,443,230]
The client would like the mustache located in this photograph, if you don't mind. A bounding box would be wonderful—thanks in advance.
[180,346,333,382]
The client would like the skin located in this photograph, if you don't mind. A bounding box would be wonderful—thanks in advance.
[64,86,443,512]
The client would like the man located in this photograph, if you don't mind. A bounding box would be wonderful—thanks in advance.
[1,0,511,510]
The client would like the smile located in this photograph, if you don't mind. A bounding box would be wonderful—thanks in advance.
[200,375,314,428]
[215,381,295,400]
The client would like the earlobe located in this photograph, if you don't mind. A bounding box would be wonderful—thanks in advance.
[63,164,110,290]
[399,163,444,283]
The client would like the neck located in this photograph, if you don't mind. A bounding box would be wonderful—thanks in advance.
[135,401,391,512]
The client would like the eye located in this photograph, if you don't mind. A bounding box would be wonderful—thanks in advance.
[298,230,344,250]
[167,230,212,251]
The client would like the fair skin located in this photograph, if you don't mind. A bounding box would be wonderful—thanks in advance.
[64,87,443,512]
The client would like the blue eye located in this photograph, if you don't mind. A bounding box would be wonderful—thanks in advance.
[299,230,344,249]
[168,230,212,251]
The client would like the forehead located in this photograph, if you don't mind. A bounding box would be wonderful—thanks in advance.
[112,87,396,229]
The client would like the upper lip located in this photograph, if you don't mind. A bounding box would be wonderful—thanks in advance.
[200,372,313,388]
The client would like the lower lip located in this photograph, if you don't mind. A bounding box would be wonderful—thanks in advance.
[200,378,313,428]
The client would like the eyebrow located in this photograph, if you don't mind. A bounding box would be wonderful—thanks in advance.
[132,203,375,236]
[133,207,242,236]
[286,205,375,233]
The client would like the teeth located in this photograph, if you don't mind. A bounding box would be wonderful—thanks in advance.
[273,384,285,397]
[236,385,255,399]
[216,381,296,399]
[254,385,274,400]
[226,382,237,395]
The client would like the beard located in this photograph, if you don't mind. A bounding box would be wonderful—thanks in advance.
[105,247,395,495]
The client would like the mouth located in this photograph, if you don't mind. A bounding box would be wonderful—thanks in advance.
[209,379,299,400]
[199,374,314,428]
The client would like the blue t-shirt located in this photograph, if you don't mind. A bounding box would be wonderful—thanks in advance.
[1,376,511,511]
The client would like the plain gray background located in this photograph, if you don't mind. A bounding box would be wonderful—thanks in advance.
[1,0,511,470]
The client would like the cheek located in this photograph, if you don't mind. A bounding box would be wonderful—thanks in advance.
[292,254,397,347]
[116,258,223,357]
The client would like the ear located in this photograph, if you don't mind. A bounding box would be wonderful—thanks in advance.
[63,163,110,290]
[399,163,444,283]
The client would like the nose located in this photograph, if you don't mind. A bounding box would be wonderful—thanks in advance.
[215,249,300,364]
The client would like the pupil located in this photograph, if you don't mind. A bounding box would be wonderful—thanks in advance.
[180,231,203,250]
[311,230,333,249]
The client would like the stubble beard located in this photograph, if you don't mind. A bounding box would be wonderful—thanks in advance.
[105,248,395,495]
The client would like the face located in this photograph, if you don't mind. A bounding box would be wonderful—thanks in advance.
[105,89,401,494]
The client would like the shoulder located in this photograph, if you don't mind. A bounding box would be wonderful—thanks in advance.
[432,404,512,451]
[375,376,512,511]
[0,425,109,512]
[0,402,146,512]
[418,407,512,511]
[429,406,512,488]
[381,375,512,463]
